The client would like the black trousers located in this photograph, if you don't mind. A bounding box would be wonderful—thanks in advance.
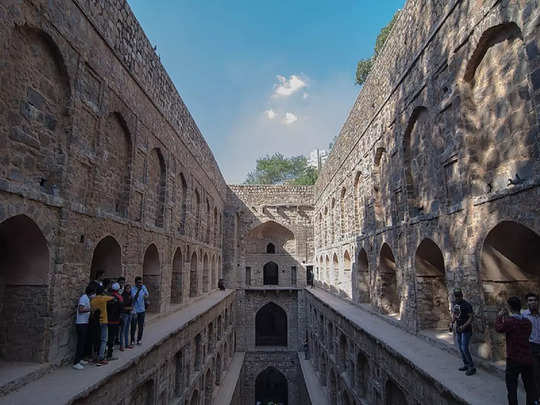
[531,343,540,401]
[505,359,537,405]
[107,324,119,359]
[74,324,88,364]
[130,312,145,343]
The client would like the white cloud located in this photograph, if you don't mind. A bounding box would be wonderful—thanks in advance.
[265,109,276,119]
[283,112,298,125]
[273,74,307,97]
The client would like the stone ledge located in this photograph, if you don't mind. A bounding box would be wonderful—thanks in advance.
[213,352,245,405]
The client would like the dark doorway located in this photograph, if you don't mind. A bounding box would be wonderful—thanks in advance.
[256,302,287,346]
[306,265,313,286]
[266,243,276,253]
[255,367,288,405]
[263,261,279,285]
[90,235,121,281]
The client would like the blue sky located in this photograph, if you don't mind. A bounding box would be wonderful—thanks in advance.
[127,0,404,183]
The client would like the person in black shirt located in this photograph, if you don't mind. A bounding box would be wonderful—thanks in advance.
[452,288,476,375]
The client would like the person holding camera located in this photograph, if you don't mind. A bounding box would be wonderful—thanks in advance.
[495,296,537,405]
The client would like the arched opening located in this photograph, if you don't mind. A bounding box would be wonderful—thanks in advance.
[142,244,160,313]
[266,243,276,254]
[213,207,218,246]
[255,367,288,405]
[202,253,209,293]
[194,190,201,239]
[415,239,449,330]
[373,147,387,228]
[331,199,336,242]
[171,248,183,304]
[263,261,279,285]
[385,380,407,405]
[0,215,49,362]
[205,199,211,244]
[332,254,339,286]
[90,235,122,281]
[246,221,294,256]
[204,369,213,404]
[255,302,287,346]
[356,352,368,397]
[211,255,216,290]
[320,354,327,385]
[357,249,370,303]
[338,333,347,371]
[189,252,198,297]
[342,391,352,405]
[340,188,347,237]
[327,322,334,354]
[481,221,540,360]
[325,256,330,285]
[329,370,337,404]
[189,389,199,405]
[379,244,400,316]
[354,172,362,233]
[178,173,188,234]
[215,353,222,385]
[147,148,166,227]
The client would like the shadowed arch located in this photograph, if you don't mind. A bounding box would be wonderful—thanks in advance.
[171,248,183,304]
[263,261,279,285]
[256,302,287,346]
[255,367,288,405]
[90,235,122,281]
[190,251,198,297]
[379,243,400,315]
[147,148,166,227]
[143,244,161,313]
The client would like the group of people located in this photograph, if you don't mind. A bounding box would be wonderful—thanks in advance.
[73,271,150,369]
[452,288,540,405]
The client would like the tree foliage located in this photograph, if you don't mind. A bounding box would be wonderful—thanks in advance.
[244,153,318,185]
[355,11,400,85]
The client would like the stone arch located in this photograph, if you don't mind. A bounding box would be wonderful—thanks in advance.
[213,207,218,246]
[205,199,211,244]
[354,172,362,232]
[266,242,275,254]
[385,379,407,405]
[102,112,132,217]
[147,148,166,227]
[415,238,449,330]
[202,253,209,293]
[357,248,370,303]
[255,367,288,405]
[0,215,50,362]
[340,187,347,237]
[338,333,347,371]
[171,248,183,304]
[263,261,279,285]
[215,352,222,386]
[204,368,213,404]
[343,251,351,271]
[378,243,400,316]
[189,389,199,405]
[320,354,327,385]
[211,255,216,290]
[373,147,387,227]
[356,351,368,397]
[189,251,198,297]
[329,369,337,404]
[194,189,201,239]
[255,302,287,346]
[178,173,188,234]
[324,206,329,246]
[332,253,339,285]
[331,198,336,242]
[463,22,533,196]
[2,26,71,196]
[480,221,540,360]
[246,220,294,255]
[325,255,330,285]
[342,390,353,405]
[142,244,161,313]
[90,235,122,281]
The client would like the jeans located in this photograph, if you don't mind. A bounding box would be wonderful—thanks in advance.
[98,324,108,361]
[107,324,119,359]
[74,324,88,364]
[505,359,537,405]
[131,312,146,343]
[456,331,474,369]
[120,313,131,347]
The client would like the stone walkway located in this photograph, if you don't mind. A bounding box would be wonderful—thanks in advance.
[0,290,233,405]
[299,353,330,405]
[213,352,244,405]
[308,288,524,405]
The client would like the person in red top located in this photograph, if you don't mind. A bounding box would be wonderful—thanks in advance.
[495,296,537,405]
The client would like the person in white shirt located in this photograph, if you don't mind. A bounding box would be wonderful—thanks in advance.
[523,292,540,400]
[73,285,95,370]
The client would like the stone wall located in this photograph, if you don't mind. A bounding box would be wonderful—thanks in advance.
[0,0,227,364]
[312,0,540,361]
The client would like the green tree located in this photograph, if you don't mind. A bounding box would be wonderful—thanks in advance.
[355,11,399,85]
[244,153,318,185]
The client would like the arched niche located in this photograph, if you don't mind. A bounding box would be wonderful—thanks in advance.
[263,261,279,285]
[0,215,50,362]
[205,199,211,244]
[211,255,217,290]
[143,244,161,312]
[385,380,407,405]
[215,353,222,385]
[189,251,198,297]
[329,369,337,404]
[171,248,183,304]
[255,302,287,346]
[246,221,295,255]
[415,238,450,330]
[480,221,540,361]
[178,173,188,234]
[189,389,199,405]
[332,254,339,285]
[90,235,122,281]
[147,148,166,227]
[194,190,201,239]
[357,249,370,303]
[378,243,400,316]
[202,253,209,293]
[373,147,387,228]
[204,368,213,404]
[255,367,288,405]
[356,352,368,397]
[2,26,70,197]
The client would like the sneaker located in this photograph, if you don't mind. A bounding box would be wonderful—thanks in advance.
[465,368,476,376]
[137,341,142,345]
[79,360,89,366]
[96,360,108,366]
[458,366,468,371]
[72,363,84,370]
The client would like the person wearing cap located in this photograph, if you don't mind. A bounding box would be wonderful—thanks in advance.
[452,288,476,375]
[106,282,123,361]
[90,285,113,366]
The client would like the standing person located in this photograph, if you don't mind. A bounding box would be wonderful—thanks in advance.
[452,288,476,375]
[106,283,123,361]
[131,276,149,345]
[91,285,113,366]
[120,284,133,351]
[523,293,540,401]
[117,277,126,294]
[496,296,537,405]
[73,285,95,370]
